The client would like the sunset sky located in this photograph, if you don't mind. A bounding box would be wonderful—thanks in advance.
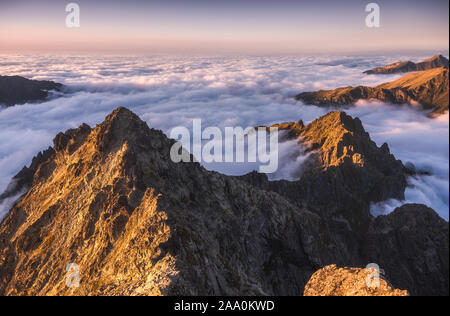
[0,0,449,54]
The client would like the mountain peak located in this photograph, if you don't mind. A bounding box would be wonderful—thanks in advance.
[426,54,447,61]
[98,106,149,136]
[299,111,372,168]
[87,107,165,155]
[104,106,142,125]
[307,110,366,136]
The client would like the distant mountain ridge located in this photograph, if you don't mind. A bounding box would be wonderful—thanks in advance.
[363,54,449,74]
[296,67,449,116]
[0,75,63,107]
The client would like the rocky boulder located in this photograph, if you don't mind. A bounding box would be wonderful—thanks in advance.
[304,264,409,296]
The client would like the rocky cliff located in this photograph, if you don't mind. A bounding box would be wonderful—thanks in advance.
[0,75,62,107]
[363,54,449,74]
[296,67,449,116]
[0,107,448,296]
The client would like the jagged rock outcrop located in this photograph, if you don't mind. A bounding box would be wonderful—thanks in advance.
[304,265,408,296]
[296,67,449,116]
[242,111,407,233]
[0,75,62,107]
[363,54,449,74]
[0,107,447,296]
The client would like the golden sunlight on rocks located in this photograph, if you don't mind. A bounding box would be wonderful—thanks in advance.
[304,265,409,296]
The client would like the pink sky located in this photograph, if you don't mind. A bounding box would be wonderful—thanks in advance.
[0,0,448,54]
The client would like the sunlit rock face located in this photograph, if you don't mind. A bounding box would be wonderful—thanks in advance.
[0,107,447,296]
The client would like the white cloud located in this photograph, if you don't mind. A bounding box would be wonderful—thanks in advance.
[0,190,25,221]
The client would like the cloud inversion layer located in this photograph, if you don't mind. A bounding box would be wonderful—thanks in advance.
[0,54,448,220]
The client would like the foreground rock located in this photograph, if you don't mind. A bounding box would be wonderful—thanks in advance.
[0,107,448,296]
[0,75,63,107]
[363,54,449,74]
[304,265,408,296]
[296,67,449,116]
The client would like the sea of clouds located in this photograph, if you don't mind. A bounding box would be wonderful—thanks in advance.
[0,54,448,220]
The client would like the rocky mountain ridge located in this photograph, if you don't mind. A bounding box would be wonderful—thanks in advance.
[0,75,63,107]
[363,54,449,74]
[296,67,449,116]
[0,107,448,296]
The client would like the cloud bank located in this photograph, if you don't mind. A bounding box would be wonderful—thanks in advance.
[0,54,447,220]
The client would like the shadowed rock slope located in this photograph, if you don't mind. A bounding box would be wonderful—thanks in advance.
[296,67,449,116]
[304,265,408,296]
[0,75,63,107]
[363,54,449,74]
[0,107,448,296]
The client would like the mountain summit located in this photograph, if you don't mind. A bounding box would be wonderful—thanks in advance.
[0,107,448,296]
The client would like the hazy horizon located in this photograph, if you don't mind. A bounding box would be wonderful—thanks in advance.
[1,0,448,54]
